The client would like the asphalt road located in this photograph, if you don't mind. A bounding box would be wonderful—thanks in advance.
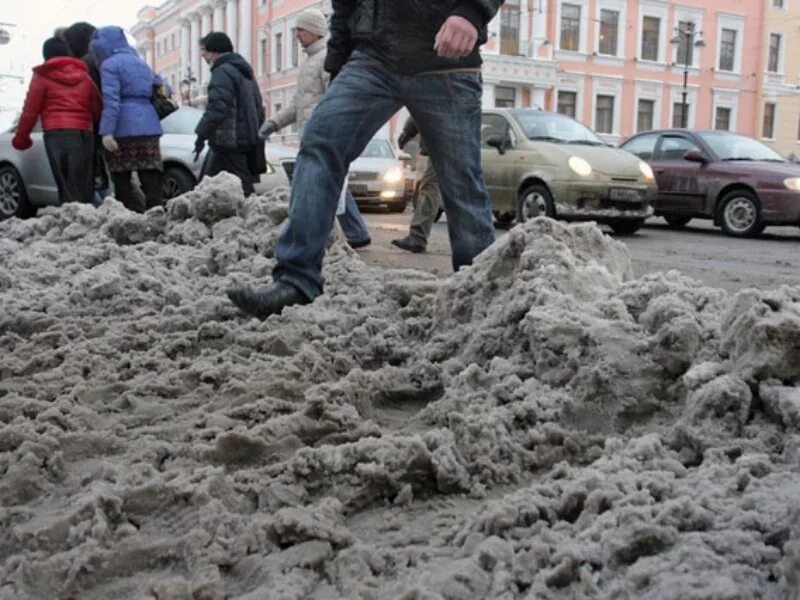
[354,210,799,293]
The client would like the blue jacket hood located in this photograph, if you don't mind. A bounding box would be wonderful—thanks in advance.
[91,26,136,64]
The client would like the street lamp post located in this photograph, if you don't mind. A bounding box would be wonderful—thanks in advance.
[670,22,705,128]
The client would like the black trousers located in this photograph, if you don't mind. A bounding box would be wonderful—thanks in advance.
[111,170,163,213]
[43,130,95,205]
[202,148,255,196]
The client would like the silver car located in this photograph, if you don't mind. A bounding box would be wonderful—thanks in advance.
[0,106,293,219]
[347,138,408,212]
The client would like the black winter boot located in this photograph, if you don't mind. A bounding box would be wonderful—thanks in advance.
[227,281,310,320]
[391,236,426,253]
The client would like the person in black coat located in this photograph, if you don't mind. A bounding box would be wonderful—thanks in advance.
[61,21,108,197]
[194,32,266,196]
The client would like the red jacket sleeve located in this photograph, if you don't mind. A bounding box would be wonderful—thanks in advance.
[15,74,46,144]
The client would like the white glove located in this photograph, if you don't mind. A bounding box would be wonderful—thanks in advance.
[102,135,119,153]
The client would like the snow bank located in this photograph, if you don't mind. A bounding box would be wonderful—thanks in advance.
[0,174,798,599]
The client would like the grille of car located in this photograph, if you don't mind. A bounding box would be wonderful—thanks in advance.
[610,177,638,182]
[603,200,647,210]
[282,160,295,182]
[348,171,380,182]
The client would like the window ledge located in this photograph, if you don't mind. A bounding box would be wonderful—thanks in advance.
[593,54,625,66]
[714,70,742,80]
[555,50,589,62]
[635,59,668,72]
[669,65,701,75]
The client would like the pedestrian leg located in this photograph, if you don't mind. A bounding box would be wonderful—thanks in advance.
[139,169,163,209]
[111,171,144,213]
[337,190,371,247]
[404,72,495,271]
[62,131,95,204]
[407,157,442,247]
[272,52,402,300]
[43,132,70,205]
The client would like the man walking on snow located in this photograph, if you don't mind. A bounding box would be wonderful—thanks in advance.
[228,0,503,319]
[259,9,371,249]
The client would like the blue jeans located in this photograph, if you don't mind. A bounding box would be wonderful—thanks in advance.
[274,51,495,300]
[338,190,370,244]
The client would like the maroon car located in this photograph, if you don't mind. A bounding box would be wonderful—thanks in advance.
[620,129,800,237]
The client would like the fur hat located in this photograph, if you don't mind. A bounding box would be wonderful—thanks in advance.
[295,9,327,37]
[200,31,233,53]
[42,37,71,60]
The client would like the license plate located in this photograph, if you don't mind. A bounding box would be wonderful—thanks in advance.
[609,188,642,201]
[348,184,368,195]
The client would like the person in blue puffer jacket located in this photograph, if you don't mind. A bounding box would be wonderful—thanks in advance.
[91,26,163,212]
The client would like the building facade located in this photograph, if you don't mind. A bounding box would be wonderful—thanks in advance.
[757,0,800,155]
[132,0,798,153]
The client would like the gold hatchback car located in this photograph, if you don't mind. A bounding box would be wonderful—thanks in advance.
[481,109,656,234]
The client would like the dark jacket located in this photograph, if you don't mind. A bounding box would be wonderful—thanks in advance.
[326,0,504,76]
[90,26,163,138]
[195,53,265,152]
[12,57,102,150]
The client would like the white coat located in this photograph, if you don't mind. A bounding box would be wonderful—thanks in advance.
[270,37,329,135]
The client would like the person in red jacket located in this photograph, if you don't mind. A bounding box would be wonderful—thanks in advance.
[12,37,102,206]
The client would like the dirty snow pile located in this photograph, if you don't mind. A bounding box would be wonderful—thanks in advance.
[0,173,799,599]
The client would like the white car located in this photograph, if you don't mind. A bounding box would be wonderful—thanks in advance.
[0,106,294,219]
[347,137,408,212]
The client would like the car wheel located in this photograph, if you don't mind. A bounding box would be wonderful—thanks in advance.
[0,165,34,219]
[718,189,764,237]
[517,183,554,223]
[664,215,691,229]
[162,166,196,200]
[609,219,645,235]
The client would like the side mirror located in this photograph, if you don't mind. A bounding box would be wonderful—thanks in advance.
[486,134,507,155]
[683,149,708,163]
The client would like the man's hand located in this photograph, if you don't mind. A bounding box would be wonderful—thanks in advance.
[259,120,279,140]
[193,137,205,162]
[434,16,479,59]
[102,135,119,153]
[12,135,33,151]
[397,131,412,150]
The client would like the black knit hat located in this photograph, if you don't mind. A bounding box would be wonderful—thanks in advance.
[62,22,96,58]
[42,37,71,60]
[200,31,233,53]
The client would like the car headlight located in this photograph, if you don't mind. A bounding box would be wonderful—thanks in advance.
[784,177,800,191]
[382,166,404,185]
[639,161,654,183]
[568,156,592,177]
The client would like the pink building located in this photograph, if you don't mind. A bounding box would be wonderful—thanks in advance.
[132,0,768,145]
[535,0,766,143]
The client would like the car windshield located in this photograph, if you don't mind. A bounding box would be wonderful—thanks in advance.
[360,139,395,159]
[161,106,204,135]
[512,111,604,145]
[698,131,785,162]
